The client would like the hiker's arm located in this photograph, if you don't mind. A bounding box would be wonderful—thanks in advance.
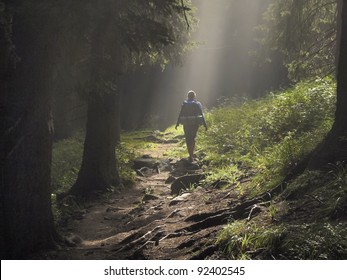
[198,103,208,130]
[176,104,184,129]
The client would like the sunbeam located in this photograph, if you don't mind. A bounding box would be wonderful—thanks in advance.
[145,0,272,127]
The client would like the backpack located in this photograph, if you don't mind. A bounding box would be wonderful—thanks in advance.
[178,101,204,125]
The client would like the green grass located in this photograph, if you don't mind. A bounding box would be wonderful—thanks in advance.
[196,77,345,259]
[51,131,85,194]
[217,158,347,260]
[197,77,336,193]
[217,220,285,259]
[217,219,347,260]
[280,223,347,259]
[120,130,159,151]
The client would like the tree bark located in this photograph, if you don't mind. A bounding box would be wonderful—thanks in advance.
[69,92,121,197]
[68,7,122,197]
[308,0,347,168]
[0,6,58,258]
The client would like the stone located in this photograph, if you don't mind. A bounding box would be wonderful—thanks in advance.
[133,156,160,169]
[142,194,160,202]
[171,173,206,195]
[165,175,176,184]
[169,193,192,206]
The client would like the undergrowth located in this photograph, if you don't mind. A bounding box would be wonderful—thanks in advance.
[198,77,336,193]
[217,161,347,260]
[193,77,347,260]
[217,220,285,259]
[280,223,347,259]
[51,131,85,194]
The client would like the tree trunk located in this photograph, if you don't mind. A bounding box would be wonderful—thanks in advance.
[69,92,121,197]
[308,0,347,168]
[115,88,121,143]
[0,7,58,258]
[68,8,122,197]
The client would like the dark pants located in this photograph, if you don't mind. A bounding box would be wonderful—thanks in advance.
[183,124,199,144]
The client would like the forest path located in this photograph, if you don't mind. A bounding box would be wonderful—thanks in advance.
[54,140,243,260]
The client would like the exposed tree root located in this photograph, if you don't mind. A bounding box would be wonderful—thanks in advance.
[109,181,290,258]
[112,226,162,254]
[177,229,219,250]
[190,245,218,260]
[175,182,289,233]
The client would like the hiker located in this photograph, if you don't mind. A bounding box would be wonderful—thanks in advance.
[175,90,207,162]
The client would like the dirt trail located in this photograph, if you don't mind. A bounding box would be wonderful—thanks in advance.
[54,141,243,260]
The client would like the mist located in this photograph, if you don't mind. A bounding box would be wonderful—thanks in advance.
[120,0,287,130]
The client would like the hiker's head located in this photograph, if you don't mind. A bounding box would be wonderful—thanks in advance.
[187,90,196,100]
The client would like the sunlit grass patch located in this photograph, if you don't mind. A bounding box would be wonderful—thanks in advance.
[198,77,336,194]
[116,143,137,186]
[162,125,188,159]
[218,220,347,260]
[120,130,158,153]
[203,165,242,187]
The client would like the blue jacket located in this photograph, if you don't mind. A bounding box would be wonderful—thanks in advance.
[177,99,207,127]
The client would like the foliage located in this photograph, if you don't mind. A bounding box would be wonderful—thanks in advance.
[217,220,284,259]
[280,223,347,259]
[198,78,336,192]
[203,165,243,188]
[116,143,137,186]
[281,162,347,218]
[258,0,338,81]
[71,0,198,100]
[218,220,347,260]
[217,167,347,259]
[120,130,159,151]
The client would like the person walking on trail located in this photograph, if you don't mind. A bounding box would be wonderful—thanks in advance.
[175,90,207,162]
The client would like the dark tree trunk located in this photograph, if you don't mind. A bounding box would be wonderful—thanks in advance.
[335,0,343,71]
[308,0,347,168]
[69,92,121,196]
[68,8,122,197]
[115,89,121,143]
[52,84,74,141]
[0,8,58,258]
